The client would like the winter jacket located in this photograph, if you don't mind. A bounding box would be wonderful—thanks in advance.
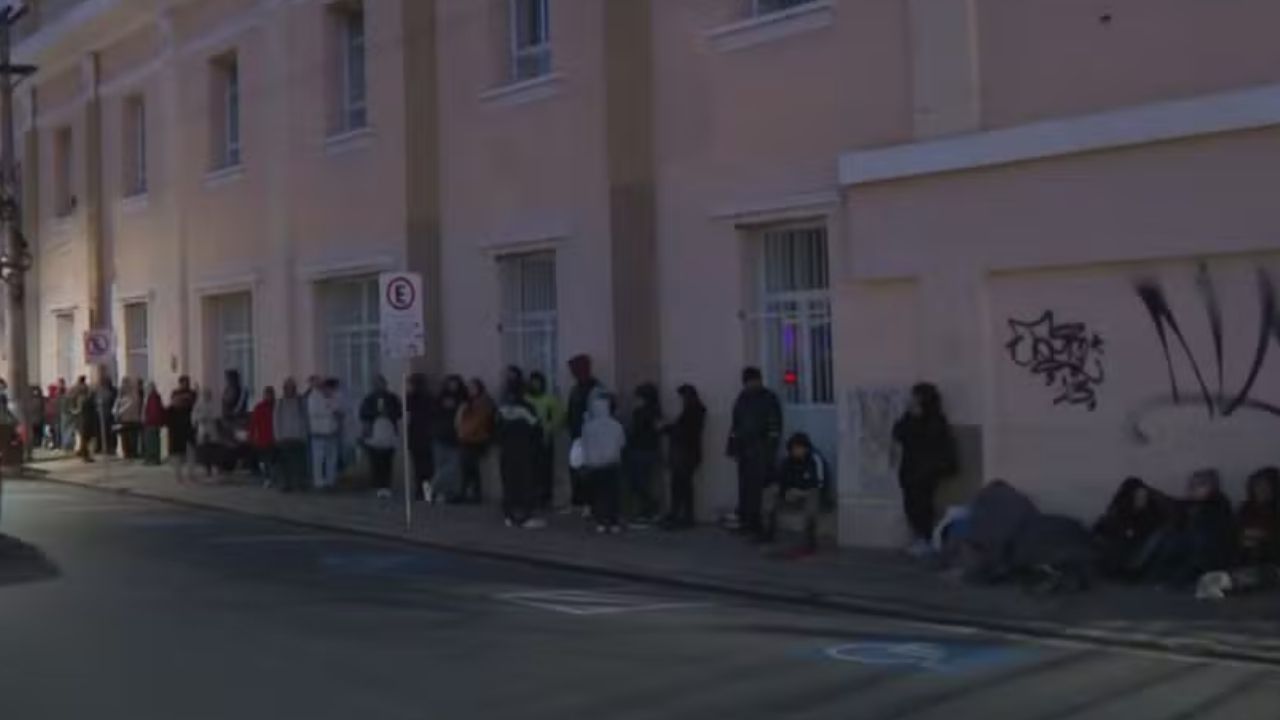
[248,400,275,449]
[893,413,958,487]
[628,400,663,454]
[432,393,463,445]
[307,392,340,436]
[581,396,626,469]
[526,390,564,445]
[143,393,166,428]
[360,390,403,450]
[456,394,496,445]
[665,402,706,473]
[193,397,220,445]
[727,386,782,461]
[406,389,435,448]
[273,396,308,443]
[114,391,142,425]
[498,398,542,474]
[168,389,196,446]
[567,378,603,440]
[776,450,829,493]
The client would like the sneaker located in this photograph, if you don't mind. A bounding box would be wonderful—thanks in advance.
[421,482,434,503]
[609,525,623,535]
[522,518,548,530]
[595,525,609,535]
[1196,571,1232,600]
[376,489,392,501]
[505,518,515,528]
[581,507,593,520]
[906,539,933,559]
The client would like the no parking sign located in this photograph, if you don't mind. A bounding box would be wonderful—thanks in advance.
[83,330,115,366]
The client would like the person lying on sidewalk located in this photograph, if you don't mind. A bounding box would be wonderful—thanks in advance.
[758,433,831,558]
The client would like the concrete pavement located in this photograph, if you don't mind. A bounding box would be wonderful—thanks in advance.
[2,479,1278,719]
[16,456,1280,666]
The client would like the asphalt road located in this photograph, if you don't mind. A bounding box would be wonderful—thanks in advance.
[0,480,1276,720]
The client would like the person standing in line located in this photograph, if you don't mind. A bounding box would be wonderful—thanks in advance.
[625,383,663,525]
[405,373,436,502]
[330,378,356,477]
[114,377,142,460]
[581,394,627,534]
[307,379,341,491]
[892,382,958,557]
[168,376,197,482]
[455,379,496,505]
[248,386,277,487]
[430,375,468,503]
[25,386,44,461]
[44,384,61,451]
[193,386,222,478]
[273,379,310,493]
[525,371,563,510]
[726,367,782,538]
[57,378,74,452]
[566,354,605,517]
[142,382,166,466]
[360,375,403,501]
[96,375,118,457]
[497,376,545,529]
[662,384,706,530]
[70,377,95,462]
[221,370,250,472]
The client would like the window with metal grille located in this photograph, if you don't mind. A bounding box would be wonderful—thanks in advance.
[330,1,367,133]
[747,225,833,406]
[499,251,558,389]
[208,292,254,394]
[123,302,150,382]
[319,276,381,402]
[55,312,75,382]
[509,0,551,81]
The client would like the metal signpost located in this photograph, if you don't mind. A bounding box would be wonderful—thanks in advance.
[379,272,424,529]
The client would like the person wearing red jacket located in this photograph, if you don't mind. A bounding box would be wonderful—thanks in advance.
[142,383,166,465]
[248,386,277,487]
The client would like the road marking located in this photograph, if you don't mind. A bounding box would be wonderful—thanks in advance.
[49,504,143,514]
[210,534,336,545]
[823,637,1034,674]
[497,588,713,616]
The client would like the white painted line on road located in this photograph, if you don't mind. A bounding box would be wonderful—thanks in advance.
[497,589,713,616]
[209,534,336,545]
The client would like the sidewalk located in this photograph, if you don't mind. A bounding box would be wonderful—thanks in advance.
[26,456,1280,666]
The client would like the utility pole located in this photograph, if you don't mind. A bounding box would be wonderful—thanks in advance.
[0,1,36,485]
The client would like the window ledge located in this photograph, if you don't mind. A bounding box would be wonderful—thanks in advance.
[204,164,245,189]
[324,126,375,156]
[705,1,835,53]
[479,72,564,108]
[120,192,150,214]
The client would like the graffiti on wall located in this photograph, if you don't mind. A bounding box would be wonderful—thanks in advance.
[1131,263,1280,442]
[1005,311,1106,410]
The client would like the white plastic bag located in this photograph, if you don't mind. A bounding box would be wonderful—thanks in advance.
[569,438,586,470]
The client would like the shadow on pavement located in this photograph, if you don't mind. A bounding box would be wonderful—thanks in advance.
[0,534,61,589]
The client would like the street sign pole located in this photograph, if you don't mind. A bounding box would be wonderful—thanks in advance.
[379,272,425,531]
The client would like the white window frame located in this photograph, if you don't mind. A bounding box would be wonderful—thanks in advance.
[211,54,241,170]
[318,275,381,402]
[745,224,834,407]
[509,0,551,82]
[752,0,818,17]
[207,292,255,396]
[338,3,368,132]
[123,95,147,197]
[123,301,151,382]
[499,251,558,390]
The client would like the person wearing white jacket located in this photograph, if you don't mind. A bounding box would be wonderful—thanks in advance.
[307,380,341,490]
[580,394,626,533]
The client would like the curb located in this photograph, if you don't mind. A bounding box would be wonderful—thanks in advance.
[33,473,1280,669]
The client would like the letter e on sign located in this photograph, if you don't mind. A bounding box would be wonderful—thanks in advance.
[379,272,425,360]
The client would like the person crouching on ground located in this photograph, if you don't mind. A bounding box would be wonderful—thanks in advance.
[360,375,404,501]
[248,386,277,487]
[497,376,546,529]
[581,394,627,534]
[760,433,831,558]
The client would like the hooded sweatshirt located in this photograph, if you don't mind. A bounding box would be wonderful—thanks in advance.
[580,396,626,469]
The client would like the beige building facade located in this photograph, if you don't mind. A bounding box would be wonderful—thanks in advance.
[11,0,1280,546]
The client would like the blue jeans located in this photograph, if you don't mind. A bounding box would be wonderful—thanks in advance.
[310,435,339,489]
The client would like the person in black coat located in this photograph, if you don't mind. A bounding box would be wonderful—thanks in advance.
[405,373,435,501]
[726,367,783,537]
[1093,477,1168,580]
[566,354,603,513]
[663,384,706,529]
[1148,469,1237,587]
[625,383,663,522]
[892,383,958,554]
[496,377,544,529]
